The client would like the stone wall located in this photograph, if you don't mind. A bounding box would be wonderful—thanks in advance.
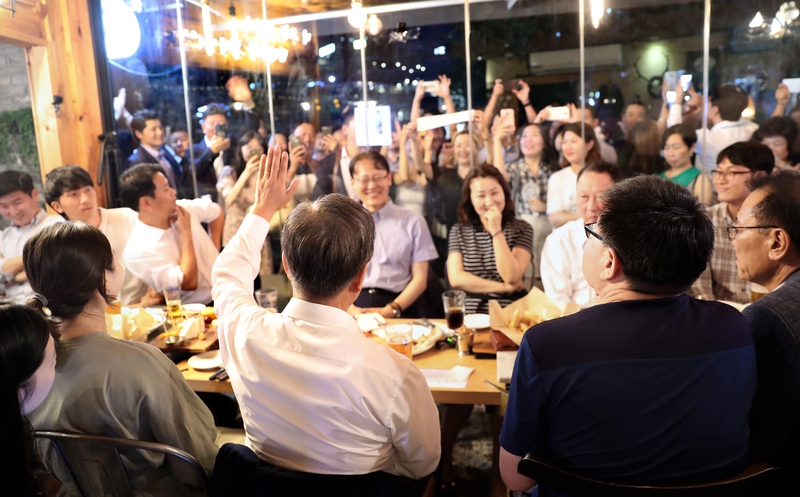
[0,43,41,230]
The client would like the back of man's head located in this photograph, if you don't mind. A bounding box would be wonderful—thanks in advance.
[119,164,162,211]
[717,142,774,175]
[598,176,714,295]
[130,109,160,136]
[0,170,35,198]
[749,170,800,258]
[711,85,748,122]
[44,166,94,208]
[282,194,375,301]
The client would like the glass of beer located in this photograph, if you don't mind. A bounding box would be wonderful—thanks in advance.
[442,290,466,333]
[162,283,183,324]
[386,326,413,359]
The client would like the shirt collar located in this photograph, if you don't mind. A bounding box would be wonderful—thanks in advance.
[204,135,213,148]
[282,298,362,337]
[140,143,163,160]
[370,199,395,220]
[13,209,45,230]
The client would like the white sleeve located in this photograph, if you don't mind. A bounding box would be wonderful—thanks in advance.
[123,241,184,293]
[388,365,442,479]
[667,103,683,127]
[539,230,572,306]
[546,173,566,214]
[179,197,222,224]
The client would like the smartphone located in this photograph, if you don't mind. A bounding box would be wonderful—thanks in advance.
[501,78,521,91]
[215,123,228,138]
[680,73,693,92]
[546,106,570,121]
[290,135,303,150]
[783,78,800,94]
[500,108,515,127]
[320,125,332,136]
[663,71,678,87]
[420,80,440,93]
[248,147,264,160]
[666,90,677,105]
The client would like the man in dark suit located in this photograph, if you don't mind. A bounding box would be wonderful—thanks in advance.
[127,110,191,198]
[192,103,233,201]
[732,169,800,495]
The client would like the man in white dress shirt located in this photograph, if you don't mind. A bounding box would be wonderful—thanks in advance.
[120,164,223,305]
[211,147,440,486]
[44,165,157,306]
[541,162,622,307]
[0,170,62,303]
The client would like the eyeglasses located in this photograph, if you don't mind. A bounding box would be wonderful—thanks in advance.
[726,224,778,240]
[353,172,390,184]
[584,223,611,246]
[710,170,752,181]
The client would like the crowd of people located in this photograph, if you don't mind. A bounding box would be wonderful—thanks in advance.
[1,72,800,497]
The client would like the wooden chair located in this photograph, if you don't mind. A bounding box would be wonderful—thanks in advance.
[33,430,210,497]
[517,453,779,497]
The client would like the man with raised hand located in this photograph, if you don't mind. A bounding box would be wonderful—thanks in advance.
[211,147,440,492]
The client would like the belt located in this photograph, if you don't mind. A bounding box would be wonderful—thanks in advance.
[364,288,398,296]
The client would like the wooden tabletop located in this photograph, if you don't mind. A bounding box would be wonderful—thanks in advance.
[177,319,502,405]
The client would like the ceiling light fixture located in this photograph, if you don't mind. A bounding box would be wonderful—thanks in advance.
[348,1,367,28]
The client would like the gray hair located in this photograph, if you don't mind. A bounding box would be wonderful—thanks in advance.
[282,194,375,300]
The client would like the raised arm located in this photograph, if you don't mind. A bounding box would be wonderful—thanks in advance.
[410,81,426,126]
[394,124,412,185]
[772,83,790,118]
[173,206,198,291]
[481,79,505,132]
[433,75,457,138]
[492,116,514,181]
[512,81,537,124]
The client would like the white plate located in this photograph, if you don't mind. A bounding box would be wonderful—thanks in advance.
[464,313,491,329]
[371,324,444,356]
[183,304,207,315]
[188,350,223,370]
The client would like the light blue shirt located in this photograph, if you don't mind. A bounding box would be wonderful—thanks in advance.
[363,200,438,292]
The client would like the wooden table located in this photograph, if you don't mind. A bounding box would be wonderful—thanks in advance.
[177,319,502,405]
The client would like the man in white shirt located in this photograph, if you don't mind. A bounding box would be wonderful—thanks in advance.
[212,148,440,485]
[541,162,622,307]
[0,170,62,303]
[44,165,157,306]
[120,164,224,305]
[668,84,758,172]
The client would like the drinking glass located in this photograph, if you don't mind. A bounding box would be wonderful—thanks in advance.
[255,287,279,311]
[442,290,466,332]
[386,326,413,359]
[162,284,182,323]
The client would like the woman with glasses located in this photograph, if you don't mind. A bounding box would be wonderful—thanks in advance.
[0,303,56,497]
[217,131,272,277]
[493,123,557,286]
[751,116,800,171]
[660,124,714,204]
[23,222,219,495]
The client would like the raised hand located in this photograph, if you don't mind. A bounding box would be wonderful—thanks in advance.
[252,146,299,221]
[511,80,530,105]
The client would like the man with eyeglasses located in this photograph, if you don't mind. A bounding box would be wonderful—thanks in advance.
[690,142,774,303]
[348,151,437,319]
[500,176,756,493]
[731,170,800,494]
[540,162,623,307]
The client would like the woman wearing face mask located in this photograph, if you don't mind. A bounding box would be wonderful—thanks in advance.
[494,123,557,286]
[0,303,56,497]
[217,131,272,277]
[547,122,602,228]
[23,222,219,495]
[442,164,532,497]
[660,124,714,204]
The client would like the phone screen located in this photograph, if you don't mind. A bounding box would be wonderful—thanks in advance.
[680,74,692,92]
[215,123,228,137]
[666,90,677,105]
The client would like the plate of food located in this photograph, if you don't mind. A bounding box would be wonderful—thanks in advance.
[369,324,444,356]
[105,306,167,341]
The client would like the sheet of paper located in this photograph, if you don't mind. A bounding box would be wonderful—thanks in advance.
[416,110,473,131]
[420,366,474,389]
[496,350,517,384]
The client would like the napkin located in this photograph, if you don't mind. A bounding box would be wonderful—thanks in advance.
[356,313,386,332]
[420,366,474,389]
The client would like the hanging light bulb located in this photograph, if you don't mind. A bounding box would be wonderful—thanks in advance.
[348,1,367,28]
[366,14,383,36]
[749,11,764,27]
[590,0,604,29]
[770,17,782,35]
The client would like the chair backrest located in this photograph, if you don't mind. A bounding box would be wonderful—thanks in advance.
[210,443,427,497]
[33,430,210,497]
[517,454,779,497]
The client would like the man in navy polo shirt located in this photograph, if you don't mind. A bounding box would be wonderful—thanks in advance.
[499,176,756,496]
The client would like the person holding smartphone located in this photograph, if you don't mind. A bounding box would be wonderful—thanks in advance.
[192,103,233,201]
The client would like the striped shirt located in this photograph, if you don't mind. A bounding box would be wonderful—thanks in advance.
[448,219,534,313]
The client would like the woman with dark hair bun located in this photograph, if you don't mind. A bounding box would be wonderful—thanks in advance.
[0,303,56,496]
[23,222,219,495]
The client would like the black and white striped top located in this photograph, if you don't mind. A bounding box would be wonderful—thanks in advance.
[448,219,534,314]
